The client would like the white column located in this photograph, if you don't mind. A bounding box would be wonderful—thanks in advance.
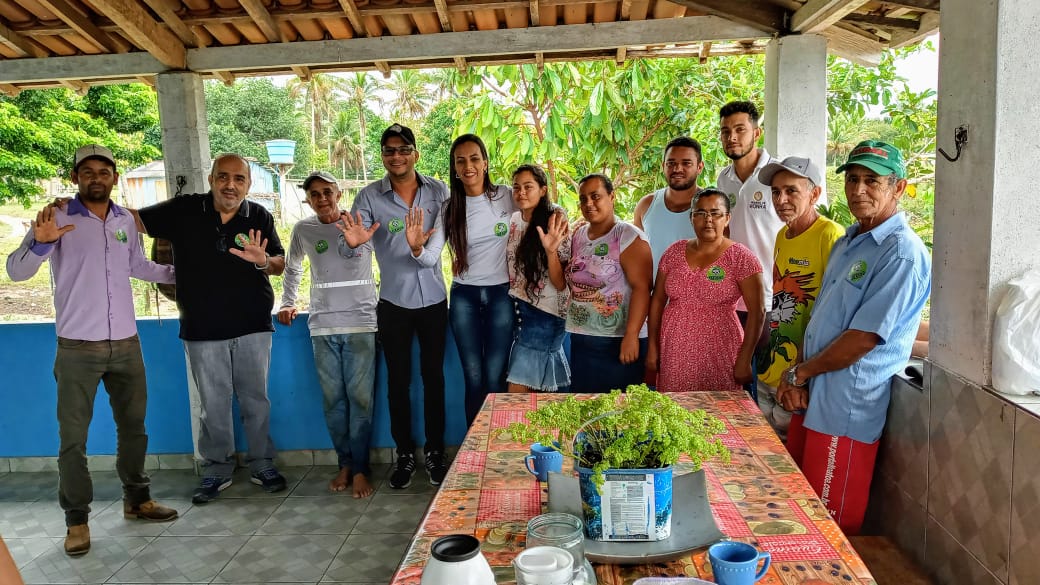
[156,72,211,198]
[764,34,828,167]
[930,0,1040,386]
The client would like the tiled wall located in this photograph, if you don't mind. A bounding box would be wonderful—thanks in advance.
[867,361,1040,585]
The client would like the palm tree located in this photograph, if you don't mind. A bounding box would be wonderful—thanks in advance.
[329,111,364,178]
[287,73,347,154]
[343,72,382,181]
[386,70,433,124]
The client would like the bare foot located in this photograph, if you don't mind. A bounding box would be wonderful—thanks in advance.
[352,473,374,498]
[329,468,351,492]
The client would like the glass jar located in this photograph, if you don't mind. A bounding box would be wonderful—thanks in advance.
[526,513,586,582]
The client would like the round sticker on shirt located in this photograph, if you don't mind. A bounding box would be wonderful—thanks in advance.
[387,218,405,234]
[707,265,725,283]
[114,229,128,243]
[494,222,508,237]
[315,239,329,254]
[234,233,250,247]
[848,260,868,283]
[593,243,609,256]
[753,191,764,202]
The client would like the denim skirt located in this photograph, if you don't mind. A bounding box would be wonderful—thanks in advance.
[506,301,570,392]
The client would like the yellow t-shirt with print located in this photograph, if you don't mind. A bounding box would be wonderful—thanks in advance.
[758,216,845,387]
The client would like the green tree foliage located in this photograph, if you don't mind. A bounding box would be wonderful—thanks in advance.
[0,87,160,206]
[416,98,461,180]
[205,79,311,172]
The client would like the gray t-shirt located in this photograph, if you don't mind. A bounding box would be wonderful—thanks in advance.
[449,184,515,286]
[280,215,377,335]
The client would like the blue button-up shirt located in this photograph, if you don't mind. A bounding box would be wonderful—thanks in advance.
[5,197,175,341]
[351,173,449,309]
[803,212,931,443]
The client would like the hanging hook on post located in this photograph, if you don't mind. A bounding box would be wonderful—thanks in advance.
[938,125,969,163]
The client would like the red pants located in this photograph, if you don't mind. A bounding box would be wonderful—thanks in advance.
[789,417,879,536]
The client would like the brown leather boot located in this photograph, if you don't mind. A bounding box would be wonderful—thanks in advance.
[64,524,90,556]
[123,500,179,522]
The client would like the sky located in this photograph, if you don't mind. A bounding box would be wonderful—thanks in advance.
[894,33,940,94]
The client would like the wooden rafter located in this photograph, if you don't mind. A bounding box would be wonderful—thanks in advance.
[433,0,453,31]
[618,0,631,20]
[88,0,186,68]
[0,83,21,96]
[135,75,154,86]
[843,13,919,30]
[34,0,122,53]
[213,70,235,85]
[61,79,89,95]
[666,0,785,33]
[336,0,367,37]
[291,65,312,80]
[821,21,881,66]
[535,51,543,70]
[239,0,285,42]
[881,0,939,11]
[791,0,870,33]
[529,0,540,26]
[375,60,391,77]
[0,19,47,57]
[889,10,938,48]
[140,0,197,46]
[615,46,626,63]
[699,40,711,63]
[453,55,466,71]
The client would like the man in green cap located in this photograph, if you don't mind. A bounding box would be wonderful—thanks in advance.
[776,140,931,535]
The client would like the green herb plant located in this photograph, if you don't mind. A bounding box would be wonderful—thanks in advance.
[502,385,730,489]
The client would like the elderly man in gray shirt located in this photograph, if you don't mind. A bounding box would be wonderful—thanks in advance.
[339,124,450,489]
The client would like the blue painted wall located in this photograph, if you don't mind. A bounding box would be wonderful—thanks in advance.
[0,317,470,457]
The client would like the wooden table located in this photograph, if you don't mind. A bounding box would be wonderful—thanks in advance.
[390,392,877,585]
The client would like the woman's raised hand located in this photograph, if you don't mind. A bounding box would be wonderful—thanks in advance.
[536,211,568,254]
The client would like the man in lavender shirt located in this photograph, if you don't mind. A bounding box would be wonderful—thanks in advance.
[6,145,179,557]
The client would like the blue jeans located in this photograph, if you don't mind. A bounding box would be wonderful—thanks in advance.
[449,282,516,424]
[311,333,376,475]
[568,333,647,394]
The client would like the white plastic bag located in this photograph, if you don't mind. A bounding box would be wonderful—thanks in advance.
[992,270,1040,395]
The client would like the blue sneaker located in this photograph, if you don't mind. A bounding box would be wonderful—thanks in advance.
[250,468,287,493]
[192,476,232,504]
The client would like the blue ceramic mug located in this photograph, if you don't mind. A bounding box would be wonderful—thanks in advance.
[524,443,563,482]
[708,541,771,585]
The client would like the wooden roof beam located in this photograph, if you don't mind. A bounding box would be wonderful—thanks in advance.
[0,18,48,57]
[141,0,199,46]
[433,0,453,31]
[843,13,919,30]
[336,0,367,36]
[535,51,543,70]
[375,60,391,78]
[34,0,124,53]
[821,21,881,66]
[618,0,631,20]
[791,0,870,33]
[453,56,467,71]
[213,70,235,85]
[889,11,939,48]
[292,65,312,81]
[881,0,939,12]
[666,0,785,33]
[699,40,711,63]
[0,83,21,96]
[61,79,90,95]
[615,46,626,64]
[239,0,286,42]
[88,0,186,68]
[529,0,540,26]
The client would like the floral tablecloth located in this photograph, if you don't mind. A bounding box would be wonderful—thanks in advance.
[391,391,877,585]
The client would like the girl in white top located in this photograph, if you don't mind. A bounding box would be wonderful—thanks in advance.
[505,164,571,392]
[566,173,653,393]
[441,135,517,424]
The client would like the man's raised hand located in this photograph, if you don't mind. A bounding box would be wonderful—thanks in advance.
[32,206,75,244]
[337,211,379,248]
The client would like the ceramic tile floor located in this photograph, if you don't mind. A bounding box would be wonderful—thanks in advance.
[0,466,437,584]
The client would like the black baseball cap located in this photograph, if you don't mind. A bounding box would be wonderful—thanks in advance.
[380,123,416,147]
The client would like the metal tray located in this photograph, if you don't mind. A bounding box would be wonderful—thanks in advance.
[547,469,725,565]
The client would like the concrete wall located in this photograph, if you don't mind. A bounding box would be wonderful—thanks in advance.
[0,317,470,466]
[865,361,1040,585]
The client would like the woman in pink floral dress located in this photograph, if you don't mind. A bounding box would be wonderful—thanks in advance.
[647,188,764,392]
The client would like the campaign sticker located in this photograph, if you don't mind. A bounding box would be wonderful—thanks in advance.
[315,239,329,254]
[494,222,508,237]
[848,260,868,283]
[593,243,609,256]
[388,218,405,233]
[234,233,250,247]
[707,265,725,282]
[114,229,127,243]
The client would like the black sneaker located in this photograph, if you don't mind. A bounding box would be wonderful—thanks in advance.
[250,468,287,493]
[192,476,232,504]
[425,451,448,486]
[389,453,416,489]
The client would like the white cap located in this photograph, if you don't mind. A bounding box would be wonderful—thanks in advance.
[73,144,116,171]
[513,547,573,585]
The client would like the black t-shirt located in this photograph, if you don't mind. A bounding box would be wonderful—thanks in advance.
[138,192,285,341]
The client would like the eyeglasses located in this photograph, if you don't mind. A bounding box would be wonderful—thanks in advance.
[692,210,727,220]
[381,146,415,157]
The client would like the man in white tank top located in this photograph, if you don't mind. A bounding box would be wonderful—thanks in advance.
[633,136,704,279]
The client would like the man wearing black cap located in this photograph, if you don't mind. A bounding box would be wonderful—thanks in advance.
[6,144,179,556]
[338,124,451,488]
[278,171,378,498]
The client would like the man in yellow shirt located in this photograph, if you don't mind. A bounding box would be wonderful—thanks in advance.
[755,156,844,441]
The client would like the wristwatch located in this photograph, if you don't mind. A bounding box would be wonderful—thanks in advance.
[785,366,808,387]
